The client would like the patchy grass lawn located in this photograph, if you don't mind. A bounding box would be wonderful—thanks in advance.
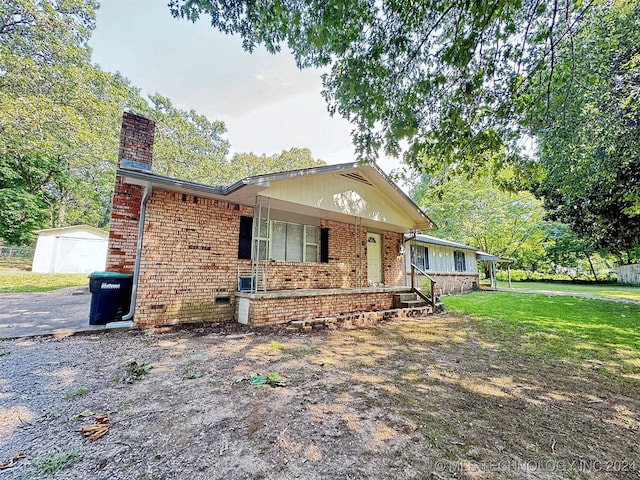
[1,302,639,479]
[497,280,640,302]
[0,269,87,293]
[445,291,640,376]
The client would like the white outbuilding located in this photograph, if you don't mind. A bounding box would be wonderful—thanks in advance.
[31,225,108,274]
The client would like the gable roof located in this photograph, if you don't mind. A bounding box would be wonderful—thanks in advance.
[118,162,436,233]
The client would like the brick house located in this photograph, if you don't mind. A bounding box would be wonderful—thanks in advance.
[106,112,437,327]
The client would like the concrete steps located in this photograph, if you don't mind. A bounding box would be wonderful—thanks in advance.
[393,292,428,309]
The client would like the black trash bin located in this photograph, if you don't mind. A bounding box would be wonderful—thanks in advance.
[88,272,134,325]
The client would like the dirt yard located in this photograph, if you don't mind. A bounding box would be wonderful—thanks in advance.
[1,315,638,480]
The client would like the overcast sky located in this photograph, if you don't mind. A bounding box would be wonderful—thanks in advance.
[89,0,402,175]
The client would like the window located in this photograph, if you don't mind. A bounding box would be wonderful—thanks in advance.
[454,250,466,272]
[238,217,323,263]
[415,245,429,271]
[304,225,319,262]
[254,217,269,261]
[271,221,302,262]
[269,220,319,263]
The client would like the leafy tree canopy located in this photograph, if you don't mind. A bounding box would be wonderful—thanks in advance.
[140,93,230,185]
[0,0,230,244]
[170,0,587,178]
[412,174,551,272]
[171,0,640,262]
[528,0,640,263]
[229,148,325,181]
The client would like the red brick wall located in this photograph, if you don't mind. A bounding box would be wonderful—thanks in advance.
[383,231,406,286]
[117,112,155,164]
[131,191,410,326]
[245,292,396,326]
[134,191,253,326]
[106,112,155,273]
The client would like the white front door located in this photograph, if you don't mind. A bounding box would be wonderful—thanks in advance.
[367,233,383,284]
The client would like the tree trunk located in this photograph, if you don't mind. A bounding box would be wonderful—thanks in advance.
[586,253,598,282]
[56,200,66,227]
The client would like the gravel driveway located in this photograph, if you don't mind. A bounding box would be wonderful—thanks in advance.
[0,287,101,338]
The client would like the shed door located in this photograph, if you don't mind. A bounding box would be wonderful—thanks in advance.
[367,233,382,284]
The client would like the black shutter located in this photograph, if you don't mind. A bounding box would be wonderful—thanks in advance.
[238,216,253,259]
[320,227,329,263]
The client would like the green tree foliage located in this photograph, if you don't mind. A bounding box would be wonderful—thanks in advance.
[228,148,325,181]
[527,0,640,264]
[140,94,230,185]
[412,174,551,272]
[544,224,612,281]
[0,0,139,243]
[0,1,230,244]
[171,0,640,263]
[170,0,586,176]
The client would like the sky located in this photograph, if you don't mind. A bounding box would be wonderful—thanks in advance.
[89,0,401,175]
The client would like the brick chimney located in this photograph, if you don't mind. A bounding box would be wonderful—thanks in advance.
[105,112,155,273]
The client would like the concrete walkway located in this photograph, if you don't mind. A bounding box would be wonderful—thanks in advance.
[0,287,132,339]
[493,287,640,305]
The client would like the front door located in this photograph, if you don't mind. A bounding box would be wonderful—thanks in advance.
[367,233,382,284]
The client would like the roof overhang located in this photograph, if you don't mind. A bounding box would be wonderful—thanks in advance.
[117,162,436,233]
[407,233,478,251]
[477,252,512,263]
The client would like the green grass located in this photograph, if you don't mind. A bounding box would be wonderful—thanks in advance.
[497,280,640,301]
[65,387,88,398]
[445,292,640,374]
[31,451,80,474]
[0,269,87,293]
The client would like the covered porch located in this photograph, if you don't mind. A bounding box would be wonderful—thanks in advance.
[236,285,432,327]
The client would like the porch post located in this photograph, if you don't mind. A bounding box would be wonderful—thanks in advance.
[492,260,498,290]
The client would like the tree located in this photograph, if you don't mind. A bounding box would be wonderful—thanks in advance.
[0,1,232,244]
[527,0,640,263]
[228,148,325,181]
[412,174,552,273]
[0,0,125,243]
[171,0,640,263]
[140,94,230,185]
[170,0,589,177]
[544,224,612,281]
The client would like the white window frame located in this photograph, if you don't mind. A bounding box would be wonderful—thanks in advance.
[269,220,319,263]
[454,250,466,272]
[415,245,429,271]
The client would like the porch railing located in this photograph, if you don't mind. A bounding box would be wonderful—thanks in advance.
[410,263,437,308]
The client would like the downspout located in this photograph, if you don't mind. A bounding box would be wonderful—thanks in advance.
[122,181,152,321]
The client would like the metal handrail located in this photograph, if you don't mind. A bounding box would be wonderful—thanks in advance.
[410,263,437,308]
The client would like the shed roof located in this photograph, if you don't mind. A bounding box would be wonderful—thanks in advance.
[34,225,108,238]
